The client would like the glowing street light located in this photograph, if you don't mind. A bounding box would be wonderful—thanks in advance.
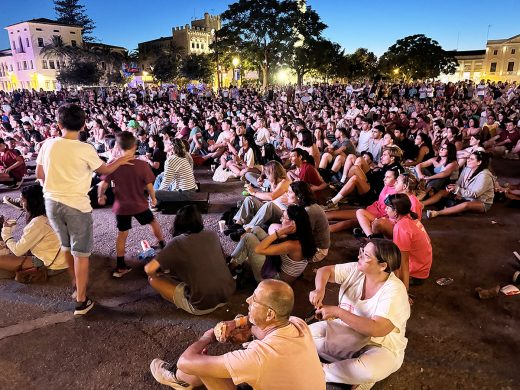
[277,69,289,83]
[393,68,399,75]
[232,57,240,67]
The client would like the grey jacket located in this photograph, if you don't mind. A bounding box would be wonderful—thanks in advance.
[455,168,495,205]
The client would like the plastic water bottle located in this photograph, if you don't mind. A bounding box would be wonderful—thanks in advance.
[138,240,155,262]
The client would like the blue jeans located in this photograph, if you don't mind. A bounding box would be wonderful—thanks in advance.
[45,199,93,257]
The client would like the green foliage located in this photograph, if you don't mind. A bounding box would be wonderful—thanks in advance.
[180,54,214,83]
[151,50,180,83]
[54,0,95,41]
[340,48,378,81]
[379,34,457,80]
[57,61,101,86]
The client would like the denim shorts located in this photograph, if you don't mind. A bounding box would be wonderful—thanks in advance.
[45,199,93,257]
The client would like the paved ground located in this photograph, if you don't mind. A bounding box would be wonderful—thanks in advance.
[1,161,519,390]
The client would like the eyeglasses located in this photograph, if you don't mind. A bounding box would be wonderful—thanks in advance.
[250,294,274,312]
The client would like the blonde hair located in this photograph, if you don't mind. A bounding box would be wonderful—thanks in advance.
[263,160,287,184]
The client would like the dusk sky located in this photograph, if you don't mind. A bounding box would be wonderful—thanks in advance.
[2,0,519,56]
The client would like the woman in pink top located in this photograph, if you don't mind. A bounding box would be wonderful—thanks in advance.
[367,173,423,238]
[384,193,432,290]
[353,169,401,238]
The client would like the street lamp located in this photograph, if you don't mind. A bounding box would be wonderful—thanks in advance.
[393,68,399,75]
[232,57,241,87]
[232,57,240,67]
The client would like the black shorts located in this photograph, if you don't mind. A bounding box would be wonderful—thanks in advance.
[116,209,154,232]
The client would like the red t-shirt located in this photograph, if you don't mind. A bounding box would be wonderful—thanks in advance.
[298,162,323,187]
[393,216,432,279]
[498,129,520,150]
[0,148,26,180]
[104,159,155,215]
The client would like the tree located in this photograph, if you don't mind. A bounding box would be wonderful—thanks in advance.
[311,39,345,82]
[54,0,95,42]
[180,54,214,84]
[282,3,327,86]
[341,48,378,81]
[378,34,457,80]
[57,61,101,86]
[40,34,81,61]
[151,49,180,84]
[218,0,297,89]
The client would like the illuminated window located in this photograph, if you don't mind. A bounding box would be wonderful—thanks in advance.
[38,37,44,47]
[507,62,514,72]
[489,62,497,72]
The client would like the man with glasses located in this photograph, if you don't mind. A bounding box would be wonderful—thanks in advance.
[149,279,325,389]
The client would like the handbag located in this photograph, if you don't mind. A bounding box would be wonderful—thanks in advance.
[15,249,61,284]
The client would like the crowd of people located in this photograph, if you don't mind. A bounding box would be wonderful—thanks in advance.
[0,78,519,389]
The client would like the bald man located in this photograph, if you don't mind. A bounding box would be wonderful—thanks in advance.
[150,279,325,390]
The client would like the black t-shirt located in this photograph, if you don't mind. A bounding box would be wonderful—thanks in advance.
[151,148,167,176]
[156,230,236,310]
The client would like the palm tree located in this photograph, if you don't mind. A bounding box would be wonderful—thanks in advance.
[40,35,82,63]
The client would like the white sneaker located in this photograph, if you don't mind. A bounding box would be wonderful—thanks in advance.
[149,359,193,389]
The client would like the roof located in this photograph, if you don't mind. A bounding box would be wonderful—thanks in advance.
[138,36,173,45]
[487,33,520,45]
[0,49,12,57]
[5,18,82,29]
[447,49,486,57]
[86,42,127,51]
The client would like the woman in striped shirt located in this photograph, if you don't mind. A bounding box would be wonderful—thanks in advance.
[154,139,197,192]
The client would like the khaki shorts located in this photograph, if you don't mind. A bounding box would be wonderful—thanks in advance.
[173,283,226,315]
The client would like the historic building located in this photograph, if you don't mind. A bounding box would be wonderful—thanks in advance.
[482,34,520,82]
[0,18,83,91]
[138,13,221,69]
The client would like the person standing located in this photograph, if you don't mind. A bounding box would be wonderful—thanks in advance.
[97,131,166,278]
[36,104,133,315]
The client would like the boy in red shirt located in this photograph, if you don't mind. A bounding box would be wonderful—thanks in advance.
[98,132,165,277]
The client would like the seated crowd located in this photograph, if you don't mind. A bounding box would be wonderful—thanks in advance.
[0,79,519,389]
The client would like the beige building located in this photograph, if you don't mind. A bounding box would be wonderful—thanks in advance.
[138,13,221,70]
[441,50,486,83]
[0,18,83,91]
[483,34,520,82]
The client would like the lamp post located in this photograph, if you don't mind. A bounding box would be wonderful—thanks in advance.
[232,57,240,87]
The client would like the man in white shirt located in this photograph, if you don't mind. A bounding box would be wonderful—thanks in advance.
[36,104,132,315]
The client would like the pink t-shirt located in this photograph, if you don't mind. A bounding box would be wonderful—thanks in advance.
[366,185,396,218]
[409,194,423,220]
[223,317,326,390]
[393,216,432,279]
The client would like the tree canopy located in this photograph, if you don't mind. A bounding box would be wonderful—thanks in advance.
[54,0,95,41]
[379,34,457,80]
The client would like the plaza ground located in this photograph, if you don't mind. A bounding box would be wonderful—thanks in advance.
[0,161,519,390]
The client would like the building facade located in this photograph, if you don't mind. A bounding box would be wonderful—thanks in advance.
[483,34,520,82]
[138,12,221,70]
[0,18,83,91]
[441,50,486,83]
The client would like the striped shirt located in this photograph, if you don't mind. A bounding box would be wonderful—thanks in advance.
[159,155,197,191]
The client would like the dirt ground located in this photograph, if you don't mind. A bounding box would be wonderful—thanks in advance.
[0,160,519,390]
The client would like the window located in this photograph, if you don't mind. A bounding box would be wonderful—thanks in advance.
[512,49,516,55]
[26,37,30,47]
[38,37,44,47]
[23,61,28,70]
[56,61,60,69]
[493,49,498,55]
[12,40,16,50]
[9,64,13,71]
[191,42,195,49]
[507,62,515,72]
[18,37,24,52]
[36,28,42,31]
[42,60,48,69]
[71,40,77,47]
[17,62,21,71]
[489,62,497,72]
[196,43,199,49]
[201,44,204,49]
[101,61,106,70]
[53,29,59,32]
[49,60,55,69]
[70,31,76,35]
[30,60,33,69]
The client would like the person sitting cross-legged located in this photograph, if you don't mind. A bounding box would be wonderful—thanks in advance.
[149,279,326,390]
[144,205,235,315]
